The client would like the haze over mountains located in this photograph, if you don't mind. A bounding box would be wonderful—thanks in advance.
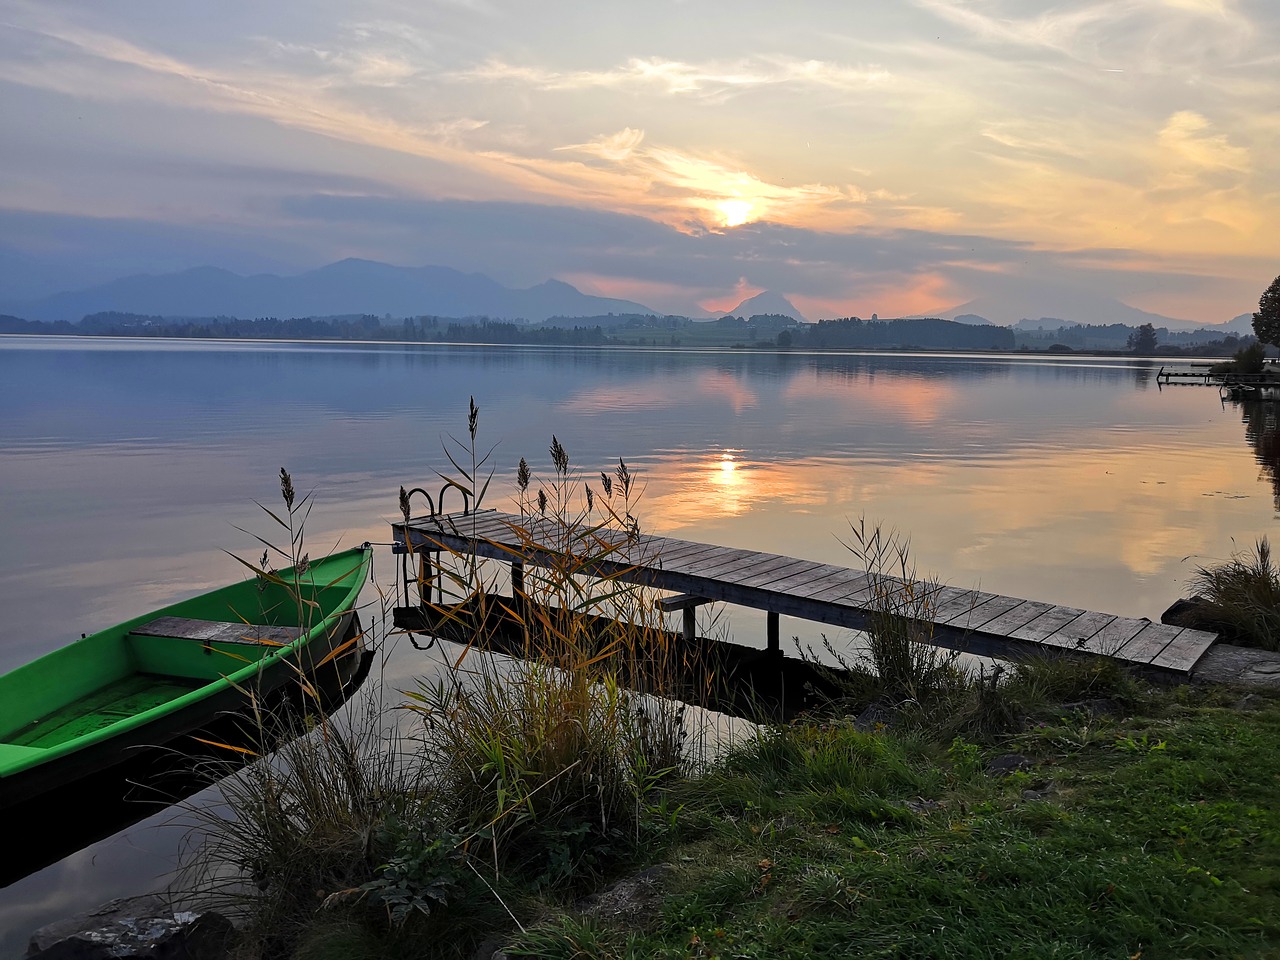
[0,258,1247,331]
[5,259,657,325]
[931,287,1244,333]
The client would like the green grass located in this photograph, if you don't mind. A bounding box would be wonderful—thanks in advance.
[505,688,1280,960]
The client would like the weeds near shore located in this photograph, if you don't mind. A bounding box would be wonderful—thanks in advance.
[796,517,1142,739]
[404,401,705,890]
[1187,537,1280,650]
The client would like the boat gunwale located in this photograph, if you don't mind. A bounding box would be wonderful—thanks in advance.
[0,546,371,780]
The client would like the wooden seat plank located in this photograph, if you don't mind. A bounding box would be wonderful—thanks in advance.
[133,616,302,646]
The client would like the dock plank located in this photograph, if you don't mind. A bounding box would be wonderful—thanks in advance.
[785,568,872,600]
[945,595,1028,630]
[976,600,1057,637]
[1010,606,1088,643]
[1051,611,1117,652]
[674,547,771,580]
[1150,628,1217,673]
[733,556,820,589]
[1113,623,1181,664]
[1088,617,1150,655]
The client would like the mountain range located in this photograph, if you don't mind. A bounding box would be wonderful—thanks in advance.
[0,257,1246,330]
[5,259,660,325]
[934,288,1237,332]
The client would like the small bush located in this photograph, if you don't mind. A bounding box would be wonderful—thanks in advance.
[1210,341,1267,376]
[1188,537,1280,650]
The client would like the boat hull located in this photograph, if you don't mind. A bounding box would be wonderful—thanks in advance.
[0,615,374,887]
[0,547,372,816]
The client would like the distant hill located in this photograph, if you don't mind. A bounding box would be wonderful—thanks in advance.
[722,290,807,323]
[934,288,1230,332]
[9,259,660,324]
[801,317,1015,351]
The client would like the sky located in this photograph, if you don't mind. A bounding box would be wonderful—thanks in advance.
[1,0,1277,323]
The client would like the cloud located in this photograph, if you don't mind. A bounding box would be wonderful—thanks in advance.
[1,1,1275,324]
[557,128,645,162]
[1158,110,1250,176]
[452,55,892,98]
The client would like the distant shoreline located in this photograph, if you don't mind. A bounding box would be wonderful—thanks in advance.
[0,331,1237,362]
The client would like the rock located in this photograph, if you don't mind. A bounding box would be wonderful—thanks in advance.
[1192,644,1280,689]
[576,865,671,925]
[26,895,234,960]
[852,699,896,732]
[1021,782,1057,801]
[904,797,944,815]
[469,939,511,960]
[985,753,1034,776]
[1234,693,1271,711]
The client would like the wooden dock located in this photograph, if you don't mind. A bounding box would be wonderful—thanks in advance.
[1157,365,1215,385]
[392,509,1218,681]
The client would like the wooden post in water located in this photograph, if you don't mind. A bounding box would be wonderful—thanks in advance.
[511,561,526,629]
[767,611,780,654]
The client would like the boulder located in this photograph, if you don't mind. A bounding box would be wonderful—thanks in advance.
[26,895,233,960]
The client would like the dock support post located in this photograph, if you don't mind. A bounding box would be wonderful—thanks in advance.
[418,551,436,606]
[767,611,779,654]
[683,607,696,644]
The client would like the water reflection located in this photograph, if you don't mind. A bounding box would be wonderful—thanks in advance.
[1232,398,1280,512]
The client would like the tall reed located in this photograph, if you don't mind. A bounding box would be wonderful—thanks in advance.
[180,471,448,955]
[404,403,702,888]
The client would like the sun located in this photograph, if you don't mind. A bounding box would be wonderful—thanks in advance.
[717,198,754,228]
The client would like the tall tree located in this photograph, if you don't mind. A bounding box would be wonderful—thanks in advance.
[1254,274,1280,350]
[1126,322,1158,354]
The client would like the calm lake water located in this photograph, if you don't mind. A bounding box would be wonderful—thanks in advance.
[1,335,1276,946]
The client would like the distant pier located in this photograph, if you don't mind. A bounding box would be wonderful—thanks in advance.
[1157,364,1280,399]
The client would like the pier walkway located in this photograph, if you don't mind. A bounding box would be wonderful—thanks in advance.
[393,509,1218,681]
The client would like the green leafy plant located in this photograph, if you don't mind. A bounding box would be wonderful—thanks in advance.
[360,817,466,926]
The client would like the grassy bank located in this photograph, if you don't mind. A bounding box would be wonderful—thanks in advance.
[510,684,1280,959]
[200,678,1280,960]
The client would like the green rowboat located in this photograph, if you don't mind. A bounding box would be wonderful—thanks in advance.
[0,545,372,811]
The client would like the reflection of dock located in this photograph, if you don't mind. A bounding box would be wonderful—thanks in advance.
[392,510,1217,682]
[1158,365,1280,400]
